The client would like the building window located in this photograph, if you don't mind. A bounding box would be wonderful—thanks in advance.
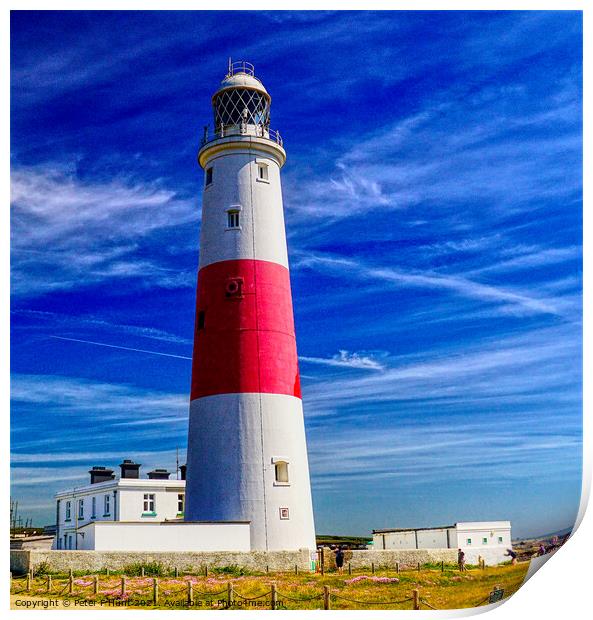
[65,501,71,521]
[274,461,289,484]
[104,494,110,516]
[498,536,503,544]
[482,537,488,545]
[257,163,269,181]
[177,494,184,514]
[143,493,156,513]
[57,538,62,550]
[279,507,290,520]
[227,210,240,229]
[63,534,68,549]
[205,167,213,186]
[466,538,472,545]
[78,499,84,519]
[91,497,96,519]
[197,310,205,330]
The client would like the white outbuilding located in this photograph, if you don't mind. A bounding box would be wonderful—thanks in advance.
[52,461,250,552]
[372,521,512,564]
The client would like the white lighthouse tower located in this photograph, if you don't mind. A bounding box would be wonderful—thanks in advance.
[184,60,316,552]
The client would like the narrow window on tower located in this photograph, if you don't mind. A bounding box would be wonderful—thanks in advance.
[227,210,240,229]
[197,310,205,330]
[272,457,290,485]
[205,167,213,186]
[257,162,269,182]
[177,494,184,515]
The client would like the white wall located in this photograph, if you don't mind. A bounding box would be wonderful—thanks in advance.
[186,393,316,552]
[417,528,449,548]
[199,148,288,270]
[53,480,186,549]
[82,522,250,552]
[455,522,512,565]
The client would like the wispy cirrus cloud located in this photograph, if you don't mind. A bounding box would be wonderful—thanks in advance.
[300,350,386,372]
[10,165,198,296]
[297,252,573,318]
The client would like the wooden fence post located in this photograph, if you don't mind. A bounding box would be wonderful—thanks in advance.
[323,585,330,610]
[205,565,208,577]
[413,589,420,610]
[141,567,145,577]
[187,580,193,606]
[441,561,444,572]
[106,568,110,576]
[227,582,233,607]
[266,565,269,574]
[348,563,352,575]
[396,562,400,574]
[121,576,126,596]
[68,574,73,595]
[69,568,73,579]
[93,575,98,594]
[271,584,277,610]
[295,564,298,575]
[417,562,421,572]
[174,566,179,578]
[26,574,31,592]
[10,572,12,589]
[47,575,52,592]
[371,562,375,574]
[153,578,159,605]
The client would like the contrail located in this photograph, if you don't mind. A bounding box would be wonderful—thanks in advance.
[50,335,192,360]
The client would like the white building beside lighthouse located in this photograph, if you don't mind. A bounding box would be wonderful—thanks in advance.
[184,60,317,552]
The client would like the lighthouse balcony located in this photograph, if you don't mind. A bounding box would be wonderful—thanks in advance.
[200,124,283,147]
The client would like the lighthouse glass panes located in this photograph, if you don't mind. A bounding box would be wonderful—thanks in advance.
[206,167,213,186]
[214,89,270,131]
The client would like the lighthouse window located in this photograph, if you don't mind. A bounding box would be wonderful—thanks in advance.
[143,494,156,513]
[205,167,213,186]
[177,494,184,514]
[273,459,289,484]
[65,501,71,521]
[227,210,240,229]
[257,163,269,182]
[78,499,84,519]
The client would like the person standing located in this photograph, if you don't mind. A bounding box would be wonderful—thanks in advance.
[457,549,466,571]
[335,546,345,574]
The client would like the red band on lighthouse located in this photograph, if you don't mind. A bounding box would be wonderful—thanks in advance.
[190,259,301,400]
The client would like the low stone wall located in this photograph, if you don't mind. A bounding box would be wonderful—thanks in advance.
[10,549,311,575]
[321,547,458,570]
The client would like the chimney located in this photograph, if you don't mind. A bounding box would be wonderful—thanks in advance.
[179,464,187,481]
[89,466,115,484]
[147,468,171,480]
[119,459,141,479]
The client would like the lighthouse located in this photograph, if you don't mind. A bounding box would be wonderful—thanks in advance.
[184,61,316,552]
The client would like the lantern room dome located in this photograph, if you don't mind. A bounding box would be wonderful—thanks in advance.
[213,72,269,100]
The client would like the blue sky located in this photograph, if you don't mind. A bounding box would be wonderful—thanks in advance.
[10,10,582,538]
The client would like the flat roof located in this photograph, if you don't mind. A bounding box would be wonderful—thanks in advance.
[373,525,454,534]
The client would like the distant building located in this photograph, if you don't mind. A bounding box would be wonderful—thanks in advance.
[52,460,250,552]
[372,521,512,564]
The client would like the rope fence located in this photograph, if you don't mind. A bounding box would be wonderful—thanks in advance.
[10,573,508,610]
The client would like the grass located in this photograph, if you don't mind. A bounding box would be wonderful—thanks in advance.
[10,562,529,610]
